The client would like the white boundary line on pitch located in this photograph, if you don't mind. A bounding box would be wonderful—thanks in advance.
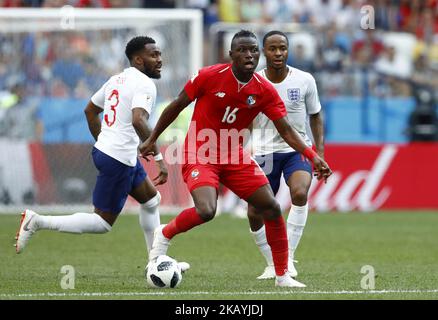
[1,289,438,298]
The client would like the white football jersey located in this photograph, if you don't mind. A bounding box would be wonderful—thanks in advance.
[91,67,157,166]
[253,66,321,155]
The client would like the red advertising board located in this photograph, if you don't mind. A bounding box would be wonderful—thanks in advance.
[308,143,438,211]
[25,143,438,211]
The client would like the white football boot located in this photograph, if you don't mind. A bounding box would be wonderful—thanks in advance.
[257,259,298,280]
[288,259,298,278]
[177,261,191,273]
[275,274,306,288]
[148,225,170,261]
[15,209,38,254]
[149,225,191,273]
[257,265,276,280]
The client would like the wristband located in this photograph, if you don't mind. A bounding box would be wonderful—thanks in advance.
[303,147,317,161]
[153,153,163,161]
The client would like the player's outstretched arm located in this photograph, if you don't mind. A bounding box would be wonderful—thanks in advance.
[133,108,168,185]
[132,108,160,154]
[310,112,325,159]
[84,100,103,141]
[139,89,192,157]
[273,116,332,181]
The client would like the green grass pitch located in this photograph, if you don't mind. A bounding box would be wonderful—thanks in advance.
[1,211,438,300]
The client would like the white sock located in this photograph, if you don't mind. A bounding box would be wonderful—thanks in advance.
[139,192,161,252]
[287,203,308,260]
[250,225,273,266]
[34,212,111,234]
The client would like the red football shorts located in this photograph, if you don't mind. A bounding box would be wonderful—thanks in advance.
[182,159,269,200]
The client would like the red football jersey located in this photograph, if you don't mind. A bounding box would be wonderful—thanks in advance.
[183,63,287,164]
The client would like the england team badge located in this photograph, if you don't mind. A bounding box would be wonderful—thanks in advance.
[287,88,300,102]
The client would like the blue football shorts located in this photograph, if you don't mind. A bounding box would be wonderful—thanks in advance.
[254,151,312,195]
[91,147,147,214]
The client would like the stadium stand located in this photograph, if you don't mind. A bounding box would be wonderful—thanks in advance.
[1,0,437,143]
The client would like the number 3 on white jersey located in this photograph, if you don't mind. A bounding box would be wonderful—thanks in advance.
[222,106,239,124]
[104,89,119,127]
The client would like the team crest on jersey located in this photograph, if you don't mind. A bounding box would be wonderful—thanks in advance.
[287,88,300,102]
[191,169,200,179]
[247,95,256,107]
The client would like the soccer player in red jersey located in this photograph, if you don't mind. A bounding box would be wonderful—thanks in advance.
[140,30,332,287]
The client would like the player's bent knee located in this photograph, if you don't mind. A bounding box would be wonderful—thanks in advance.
[255,197,280,212]
[291,189,308,206]
[247,205,258,219]
[196,203,216,222]
[142,191,161,210]
[271,201,282,217]
[198,210,216,222]
[95,214,112,233]
[264,200,282,220]
[253,198,281,220]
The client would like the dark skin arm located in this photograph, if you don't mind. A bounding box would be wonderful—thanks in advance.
[273,116,332,181]
[309,111,324,159]
[139,89,192,156]
[84,101,102,141]
[132,108,160,154]
[132,108,168,186]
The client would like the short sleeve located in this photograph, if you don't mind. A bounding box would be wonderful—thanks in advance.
[183,67,210,101]
[132,82,157,115]
[305,76,322,115]
[261,86,287,121]
[90,82,106,108]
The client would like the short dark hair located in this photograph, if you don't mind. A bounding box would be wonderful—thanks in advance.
[231,29,257,49]
[262,30,289,47]
[125,36,155,61]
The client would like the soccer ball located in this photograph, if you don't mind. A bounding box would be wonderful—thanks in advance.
[145,255,182,288]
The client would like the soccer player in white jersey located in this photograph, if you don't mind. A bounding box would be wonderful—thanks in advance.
[14,37,181,268]
[248,31,325,279]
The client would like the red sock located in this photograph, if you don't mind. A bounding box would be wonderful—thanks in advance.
[163,207,205,239]
[264,216,288,276]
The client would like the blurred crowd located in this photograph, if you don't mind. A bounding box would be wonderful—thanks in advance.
[0,0,437,140]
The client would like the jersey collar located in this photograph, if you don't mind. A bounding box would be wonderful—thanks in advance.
[230,65,254,93]
[262,65,292,85]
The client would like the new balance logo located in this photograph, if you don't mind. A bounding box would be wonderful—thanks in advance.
[215,92,226,98]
